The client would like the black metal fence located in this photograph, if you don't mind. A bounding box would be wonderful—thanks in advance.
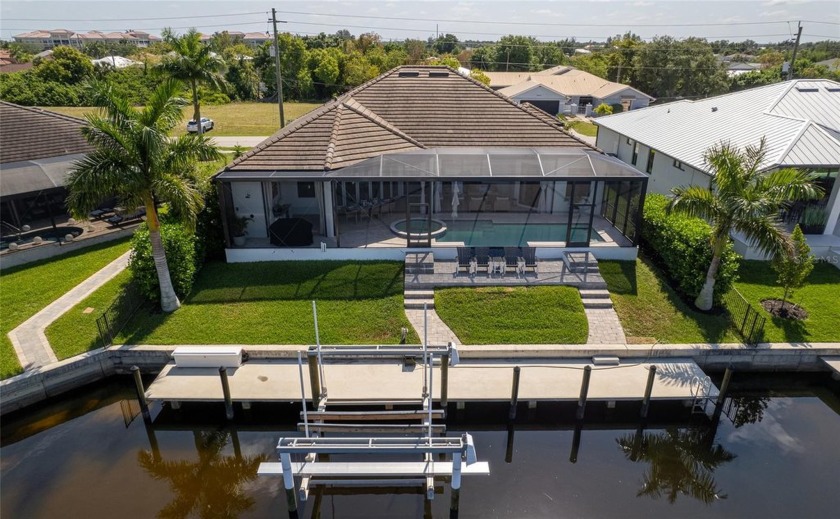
[724,288,766,346]
[95,282,146,348]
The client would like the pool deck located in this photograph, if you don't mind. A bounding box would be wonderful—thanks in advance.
[144,358,717,404]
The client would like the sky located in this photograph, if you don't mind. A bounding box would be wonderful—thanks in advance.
[1,1,838,44]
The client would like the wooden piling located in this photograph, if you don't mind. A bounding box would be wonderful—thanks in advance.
[509,366,521,420]
[441,351,450,407]
[640,365,657,418]
[569,421,582,463]
[505,423,515,463]
[308,351,321,408]
[219,367,234,421]
[281,453,298,513]
[576,365,592,420]
[131,366,150,422]
[716,367,734,407]
[450,454,462,515]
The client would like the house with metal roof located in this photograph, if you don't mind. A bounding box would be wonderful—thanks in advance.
[0,102,92,231]
[594,79,840,260]
[215,66,650,263]
[487,66,654,116]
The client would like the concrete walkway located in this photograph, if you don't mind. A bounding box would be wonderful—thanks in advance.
[8,251,131,369]
[405,308,460,346]
[585,307,627,344]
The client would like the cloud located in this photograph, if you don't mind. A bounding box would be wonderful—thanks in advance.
[760,9,789,18]
[633,1,654,6]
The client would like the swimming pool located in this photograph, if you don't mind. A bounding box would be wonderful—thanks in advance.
[436,220,603,247]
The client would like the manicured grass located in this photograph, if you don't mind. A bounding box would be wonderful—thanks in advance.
[43,101,323,137]
[566,120,598,137]
[600,257,739,344]
[116,261,418,345]
[434,286,588,344]
[0,238,131,378]
[734,260,840,343]
[45,269,133,360]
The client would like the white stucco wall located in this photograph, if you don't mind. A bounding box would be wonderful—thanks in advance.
[595,127,621,155]
[511,85,566,104]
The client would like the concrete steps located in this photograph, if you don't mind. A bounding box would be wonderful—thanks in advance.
[579,288,614,309]
[405,252,434,275]
[404,288,435,309]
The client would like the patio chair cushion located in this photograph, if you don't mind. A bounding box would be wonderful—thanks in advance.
[269,217,314,246]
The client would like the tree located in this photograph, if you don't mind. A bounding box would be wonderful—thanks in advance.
[668,139,823,310]
[495,35,535,71]
[633,36,728,99]
[771,225,814,316]
[470,69,491,86]
[35,46,94,83]
[434,34,460,55]
[66,79,221,312]
[158,28,227,134]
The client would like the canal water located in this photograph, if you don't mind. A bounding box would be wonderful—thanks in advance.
[2,373,839,518]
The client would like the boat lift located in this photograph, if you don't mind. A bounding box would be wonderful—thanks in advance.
[258,303,489,515]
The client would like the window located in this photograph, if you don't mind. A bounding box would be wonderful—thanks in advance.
[646,149,655,174]
[626,137,633,145]
[631,142,640,166]
[297,182,315,198]
[673,159,684,170]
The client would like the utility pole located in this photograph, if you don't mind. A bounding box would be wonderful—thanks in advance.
[270,8,286,128]
[788,21,803,81]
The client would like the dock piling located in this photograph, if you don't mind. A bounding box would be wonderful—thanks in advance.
[281,453,297,513]
[716,367,734,408]
[576,365,592,420]
[509,366,521,420]
[307,351,321,408]
[441,350,450,407]
[131,366,150,422]
[450,454,462,515]
[640,365,657,418]
[569,421,582,463]
[219,367,234,420]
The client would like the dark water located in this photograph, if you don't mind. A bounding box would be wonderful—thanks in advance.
[2,374,839,518]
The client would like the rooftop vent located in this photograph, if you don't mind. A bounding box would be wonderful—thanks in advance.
[795,86,819,92]
[826,87,840,92]
[398,71,420,77]
[711,106,718,112]
[429,71,450,78]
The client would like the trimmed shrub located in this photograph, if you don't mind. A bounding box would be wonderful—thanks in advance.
[593,103,613,116]
[129,223,198,304]
[610,103,624,114]
[641,194,739,306]
[195,180,227,263]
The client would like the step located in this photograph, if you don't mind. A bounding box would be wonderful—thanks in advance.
[405,290,435,299]
[582,298,614,309]
[579,289,611,298]
[404,299,435,309]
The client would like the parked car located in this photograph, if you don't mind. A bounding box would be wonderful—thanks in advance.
[186,117,214,133]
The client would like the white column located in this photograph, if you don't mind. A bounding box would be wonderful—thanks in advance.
[323,181,336,238]
[822,175,840,236]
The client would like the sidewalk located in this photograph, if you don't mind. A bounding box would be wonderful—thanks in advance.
[8,251,131,369]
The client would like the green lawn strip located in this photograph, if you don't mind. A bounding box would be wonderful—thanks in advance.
[599,257,739,344]
[116,261,418,345]
[567,120,598,137]
[45,269,133,360]
[43,102,323,137]
[434,286,588,344]
[0,237,132,378]
[734,260,840,343]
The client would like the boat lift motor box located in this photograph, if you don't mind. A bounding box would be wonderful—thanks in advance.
[172,346,243,368]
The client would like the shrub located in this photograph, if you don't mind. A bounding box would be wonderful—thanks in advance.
[194,180,227,262]
[641,194,739,305]
[593,103,613,116]
[129,223,198,304]
[610,103,624,114]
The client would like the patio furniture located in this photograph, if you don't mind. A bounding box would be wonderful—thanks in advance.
[468,196,483,212]
[269,217,314,246]
[457,247,475,274]
[106,206,145,226]
[521,247,538,276]
[489,256,505,277]
[88,208,113,219]
[516,257,526,278]
[474,247,490,273]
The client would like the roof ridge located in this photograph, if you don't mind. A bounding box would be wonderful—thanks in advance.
[0,101,89,126]
[324,103,344,170]
[340,98,425,149]
[774,120,840,168]
[224,101,339,170]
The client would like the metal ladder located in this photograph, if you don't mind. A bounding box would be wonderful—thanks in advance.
[690,375,713,415]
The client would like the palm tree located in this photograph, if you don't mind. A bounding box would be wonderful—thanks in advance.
[669,138,823,311]
[67,79,221,312]
[159,28,227,135]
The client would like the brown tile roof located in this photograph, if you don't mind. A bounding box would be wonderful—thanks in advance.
[228,66,591,172]
[0,102,92,164]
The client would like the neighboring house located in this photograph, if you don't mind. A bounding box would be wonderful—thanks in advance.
[726,62,762,77]
[0,50,33,74]
[198,31,273,48]
[816,58,840,72]
[215,66,649,263]
[594,79,840,260]
[13,29,160,50]
[489,66,654,116]
[0,102,92,229]
[91,55,142,69]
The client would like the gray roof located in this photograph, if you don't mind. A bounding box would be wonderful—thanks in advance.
[0,102,91,164]
[0,154,86,198]
[594,79,840,171]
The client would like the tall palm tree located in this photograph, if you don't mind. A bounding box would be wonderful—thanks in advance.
[159,28,227,135]
[67,79,221,312]
[669,139,822,311]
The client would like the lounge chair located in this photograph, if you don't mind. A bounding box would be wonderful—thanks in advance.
[521,247,538,276]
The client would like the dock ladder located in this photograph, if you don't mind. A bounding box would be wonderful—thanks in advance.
[690,375,714,415]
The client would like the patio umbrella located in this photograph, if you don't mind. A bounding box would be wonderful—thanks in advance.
[451,181,460,219]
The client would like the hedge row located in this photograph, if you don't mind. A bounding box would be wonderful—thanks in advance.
[641,193,739,306]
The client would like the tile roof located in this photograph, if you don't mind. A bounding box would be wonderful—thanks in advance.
[0,102,92,165]
[595,79,840,171]
[498,69,654,101]
[227,66,591,172]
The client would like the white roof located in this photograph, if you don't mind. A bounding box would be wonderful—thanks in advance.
[91,56,142,68]
[595,79,840,171]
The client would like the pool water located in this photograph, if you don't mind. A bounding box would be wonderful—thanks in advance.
[437,220,604,247]
[2,374,838,518]
[392,219,445,234]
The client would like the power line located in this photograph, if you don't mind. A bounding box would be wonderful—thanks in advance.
[3,12,267,22]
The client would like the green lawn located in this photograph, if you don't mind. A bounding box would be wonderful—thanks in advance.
[566,120,598,137]
[434,286,588,344]
[0,238,132,378]
[734,260,840,343]
[600,257,739,344]
[43,101,323,137]
[45,269,133,360]
[114,261,417,345]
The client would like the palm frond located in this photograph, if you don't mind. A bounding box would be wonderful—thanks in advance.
[669,185,718,221]
[153,173,204,228]
[732,215,792,258]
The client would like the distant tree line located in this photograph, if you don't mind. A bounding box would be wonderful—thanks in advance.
[1,29,838,107]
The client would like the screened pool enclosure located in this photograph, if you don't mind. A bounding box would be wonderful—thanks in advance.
[216,148,649,251]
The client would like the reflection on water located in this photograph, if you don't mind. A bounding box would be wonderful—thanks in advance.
[617,426,735,504]
[138,429,269,519]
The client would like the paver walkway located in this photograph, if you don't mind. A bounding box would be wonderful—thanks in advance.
[8,251,130,369]
[405,308,460,346]
[585,307,627,344]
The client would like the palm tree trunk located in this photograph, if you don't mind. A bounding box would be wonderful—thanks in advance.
[145,197,181,312]
[191,80,202,135]
[695,233,728,311]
